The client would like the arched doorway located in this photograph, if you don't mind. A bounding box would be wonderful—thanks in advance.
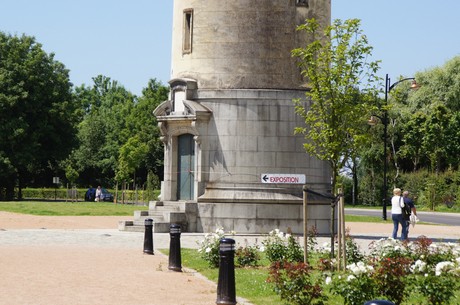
[177,134,195,200]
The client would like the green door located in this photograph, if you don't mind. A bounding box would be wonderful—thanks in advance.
[177,134,195,200]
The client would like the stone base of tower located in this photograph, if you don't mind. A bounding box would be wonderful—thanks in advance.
[194,201,332,235]
[119,182,335,235]
[190,182,334,235]
[118,198,334,236]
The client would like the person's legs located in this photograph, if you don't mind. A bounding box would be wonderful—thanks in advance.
[392,214,399,239]
[401,219,409,240]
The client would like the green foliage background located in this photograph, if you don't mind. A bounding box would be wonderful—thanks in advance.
[0,31,168,200]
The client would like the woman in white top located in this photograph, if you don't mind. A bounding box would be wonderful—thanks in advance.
[95,186,102,202]
[391,188,408,240]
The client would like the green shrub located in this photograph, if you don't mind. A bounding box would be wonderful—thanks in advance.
[235,244,261,267]
[396,169,460,210]
[329,261,377,305]
[196,227,226,268]
[268,261,327,305]
[261,229,303,264]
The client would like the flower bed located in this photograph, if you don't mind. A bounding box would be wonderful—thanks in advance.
[197,227,460,305]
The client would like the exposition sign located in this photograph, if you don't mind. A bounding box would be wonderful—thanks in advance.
[261,174,306,184]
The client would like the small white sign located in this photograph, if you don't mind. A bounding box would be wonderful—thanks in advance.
[261,174,306,184]
[53,177,60,184]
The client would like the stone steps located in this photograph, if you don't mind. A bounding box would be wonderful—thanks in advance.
[118,201,188,233]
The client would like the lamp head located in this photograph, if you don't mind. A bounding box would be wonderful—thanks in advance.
[410,79,420,90]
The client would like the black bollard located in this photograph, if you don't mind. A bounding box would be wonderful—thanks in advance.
[364,301,395,305]
[216,238,236,305]
[168,223,182,272]
[143,218,154,255]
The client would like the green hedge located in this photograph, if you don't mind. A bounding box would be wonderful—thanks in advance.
[343,169,460,211]
[20,188,160,204]
[398,169,460,210]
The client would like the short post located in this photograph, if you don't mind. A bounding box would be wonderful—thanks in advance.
[364,300,395,305]
[303,185,308,263]
[168,224,182,272]
[143,218,154,255]
[216,238,236,305]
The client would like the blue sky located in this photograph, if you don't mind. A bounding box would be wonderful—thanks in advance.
[1,1,459,96]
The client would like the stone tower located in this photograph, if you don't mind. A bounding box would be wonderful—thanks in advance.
[154,0,332,234]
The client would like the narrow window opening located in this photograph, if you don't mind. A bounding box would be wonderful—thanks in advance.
[296,0,309,7]
[183,9,193,54]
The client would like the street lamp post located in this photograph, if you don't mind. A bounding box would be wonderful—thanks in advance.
[372,74,418,220]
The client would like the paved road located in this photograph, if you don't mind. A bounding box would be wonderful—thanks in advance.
[345,208,460,226]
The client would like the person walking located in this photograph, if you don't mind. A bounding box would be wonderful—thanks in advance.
[391,188,408,240]
[403,190,418,239]
[95,186,102,202]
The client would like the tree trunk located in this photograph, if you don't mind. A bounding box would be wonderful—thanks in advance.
[329,166,337,262]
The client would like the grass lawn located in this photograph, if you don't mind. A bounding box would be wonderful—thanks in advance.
[0,201,441,224]
[347,204,460,213]
[344,214,386,223]
[0,200,148,216]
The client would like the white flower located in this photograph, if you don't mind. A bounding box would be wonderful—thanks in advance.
[411,260,427,274]
[205,247,212,253]
[428,244,438,253]
[347,275,356,281]
[259,245,265,252]
[325,276,332,285]
[346,262,373,275]
[318,242,331,253]
[435,261,455,276]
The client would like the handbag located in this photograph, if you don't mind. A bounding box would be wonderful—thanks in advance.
[399,196,411,220]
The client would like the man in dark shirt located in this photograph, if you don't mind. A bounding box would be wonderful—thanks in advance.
[403,190,417,239]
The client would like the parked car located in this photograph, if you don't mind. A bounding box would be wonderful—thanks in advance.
[84,187,114,202]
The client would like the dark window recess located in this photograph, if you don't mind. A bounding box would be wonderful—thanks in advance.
[183,9,193,54]
[296,0,309,7]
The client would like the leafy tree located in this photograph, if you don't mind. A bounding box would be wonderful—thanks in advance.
[116,135,149,185]
[0,32,77,199]
[114,78,168,196]
[409,56,460,112]
[403,56,460,172]
[65,165,79,185]
[68,77,168,189]
[399,112,427,171]
[445,112,460,168]
[70,75,135,187]
[292,18,380,194]
[422,103,451,173]
[127,79,168,180]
